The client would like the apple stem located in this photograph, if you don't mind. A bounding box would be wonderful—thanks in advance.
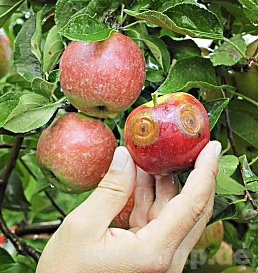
[151,92,158,106]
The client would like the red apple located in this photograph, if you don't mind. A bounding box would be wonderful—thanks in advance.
[59,32,146,118]
[112,194,134,229]
[37,112,117,193]
[124,92,210,175]
[0,33,11,79]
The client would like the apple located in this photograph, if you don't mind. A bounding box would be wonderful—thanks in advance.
[233,39,258,101]
[193,221,224,258]
[111,194,134,229]
[221,266,253,273]
[37,112,117,193]
[59,32,146,118]
[124,92,210,175]
[0,33,11,79]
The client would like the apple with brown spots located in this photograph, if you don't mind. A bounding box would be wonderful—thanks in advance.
[59,32,146,118]
[37,112,117,193]
[124,92,210,175]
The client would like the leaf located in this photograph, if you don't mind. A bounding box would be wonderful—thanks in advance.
[2,171,30,211]
[14,15,42,81]
[141,35,170,71]
[228,111,258,149]
[210,35,247,66]
[0,262,35,273]
[239,155,258,183]
[0,92,49,128]
[165,39,201,60]
[154,0,197,12]
[216,170,245,195]
[0,0,24,28]
[43,25,64,73]
[146,68,165,82]
[224,222,243,249]
[125,3,223,39]
[31,10,43,63]
[31,78,56,98]
[203,98,229,130]
[55,0,91,29]
[245,229,258,271]
[219,155,239,176]
[210,195,236,223]
[247,181,258,192]
[59,14,114,42]
[238,0,258,14]
[55,0,121,30]
[159,57,231,94]
[0,248,15,271]
[3,98,64,133]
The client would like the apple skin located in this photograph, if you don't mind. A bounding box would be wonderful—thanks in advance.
[124,92,210,175]
[0,33,11,79]
[59,32,146,119]
[37,112,117,193]
[194,221,224,258]
[111,194,134,229]
[221,266,253,273]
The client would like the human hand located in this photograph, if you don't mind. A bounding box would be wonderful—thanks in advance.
[36,141,221,273]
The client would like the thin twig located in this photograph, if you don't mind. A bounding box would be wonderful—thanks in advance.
[0,137,41,262]
[19,159,66,219]
[0,143,26,149]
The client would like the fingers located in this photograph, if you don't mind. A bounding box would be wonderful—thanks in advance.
[68,147,136,236]
[129,167,155,228]
[148,174,179,221]
[137,141,221,255]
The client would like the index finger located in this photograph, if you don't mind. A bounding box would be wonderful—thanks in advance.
[137,141,221,253]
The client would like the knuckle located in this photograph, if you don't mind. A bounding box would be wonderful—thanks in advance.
[188,197,208,223]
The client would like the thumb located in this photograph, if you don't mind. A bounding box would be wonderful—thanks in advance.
[72,147,136,234]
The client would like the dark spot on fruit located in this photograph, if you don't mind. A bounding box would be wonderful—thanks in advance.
[190,119,194,126]
[98,106,106,112]
[48,51,52,55]
[198,133,201,138]
[141,127,146,133]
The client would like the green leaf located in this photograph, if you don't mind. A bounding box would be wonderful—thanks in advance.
[0,92,49,128]
[0,0,24,28]
[31,78,56,98]
[224,222,243,249]
[31,10,43,63]
[228,111,258,149]
[216,170,245,195]
[159,57,231,94]
[203,98,229,130]
[55,0,91,29]
[210,35,247,66]
[245,229,258,270]
[238,0,258,14]
[14,15,42,81]
[3,98,64,133]
[159,28,184,41]
[219,155,239,176]
[146,68,165,82]
[239,155,258,183]
[0,262,35,273]
[154,0,196,12]
[2,171,30,211]
[247,181,258,192]
[141,34,170,71]
[165,39,201,60]
[43,25,64,73]
[0,248,15,271]
[59,14,114,42]
[125,3,223,39]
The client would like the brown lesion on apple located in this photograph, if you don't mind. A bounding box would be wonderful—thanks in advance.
[128,109,159,147]
[179,104,204,137]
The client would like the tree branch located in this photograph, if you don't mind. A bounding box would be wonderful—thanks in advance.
[19,159,66,219]
[0,137,41,262]
[0,143,27,149]
[15,221,61,237]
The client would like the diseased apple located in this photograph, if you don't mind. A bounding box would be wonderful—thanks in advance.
[124,92,210,175]
[37,112,117,193]
[194,221,224,258]
[59,32,146,118]
[0,33,11,79]
[221,266,253,273]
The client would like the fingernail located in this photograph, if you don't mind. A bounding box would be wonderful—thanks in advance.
[110,147,129,170]
[214,142,222,159]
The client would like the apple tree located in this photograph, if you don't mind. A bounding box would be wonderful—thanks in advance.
[0,0,257,272]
